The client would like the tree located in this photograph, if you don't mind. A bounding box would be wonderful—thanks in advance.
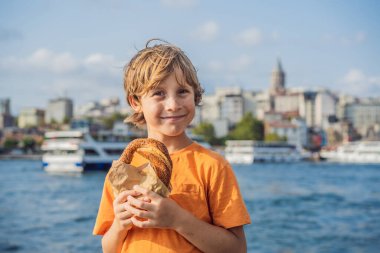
[4,138,18,150]
[228,112,264,140]
[21,137,36,153]
[48,118,61,130]
[265,133,287,142]
[63,116,71,124]
[192,122,216,144]
[102,112,128,129]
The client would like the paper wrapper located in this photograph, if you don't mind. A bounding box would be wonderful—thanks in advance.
[108,160,170,198]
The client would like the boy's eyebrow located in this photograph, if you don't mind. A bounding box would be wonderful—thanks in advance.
[149,85,163,91]
[152,82,191,90]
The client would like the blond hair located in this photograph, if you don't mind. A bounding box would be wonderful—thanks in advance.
[123,39,203,126]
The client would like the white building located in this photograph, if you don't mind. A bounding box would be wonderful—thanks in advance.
[212,118,229,138]
[250,91,269,120]
[197,60,340,140]
[220,94,244,126]
[243,91,257,117]
[274,93,301,114]
[18,108,45,128]
[273,89,337,129]
[99,97,120,115]
[0,98,13,128]
[342,99,380,137]
[45,97,73,124]
[190,106,202,127]
[199,85,338,138]
[266,118,307,148]
[336,94,357,119]
[0,98,10,114]
[200,94,220,122]
[301,91,317,127]
[200,87,258,137]
[314,90,337,129]
[76,97,120,118]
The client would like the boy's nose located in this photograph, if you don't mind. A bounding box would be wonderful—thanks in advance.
[165,96,180,111]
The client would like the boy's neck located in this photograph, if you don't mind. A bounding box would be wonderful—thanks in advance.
[147,133,193,154]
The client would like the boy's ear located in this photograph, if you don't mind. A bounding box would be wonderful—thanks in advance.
[128,95,141,112]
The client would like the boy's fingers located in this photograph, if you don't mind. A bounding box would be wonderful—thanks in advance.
[119,210,133,220]
[114,202,128,214]
[115,204,124,214]
[126,204,153,219]
[133,185,160,199]
[131,215,152,228]
[142,197,151,203]
[115,190,141,204]
[127,195,154,211]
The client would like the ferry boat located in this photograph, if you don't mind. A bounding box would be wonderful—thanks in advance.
[224,140,304,164]
[41,130,127,173]
[320,141,380,164]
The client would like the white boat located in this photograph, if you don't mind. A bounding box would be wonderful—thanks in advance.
[225,140,304,164]
[41,130,127,173]
[320,141,380,164]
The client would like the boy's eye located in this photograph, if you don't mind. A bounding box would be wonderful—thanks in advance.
[152,90,165,96]
[179,88,189,94]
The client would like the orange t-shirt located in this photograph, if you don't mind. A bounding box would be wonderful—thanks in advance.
[93,142,251,253]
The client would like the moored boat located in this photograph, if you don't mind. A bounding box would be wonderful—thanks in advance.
[225,140,304,164]
[320,141,380,164]
[41,130,127,173]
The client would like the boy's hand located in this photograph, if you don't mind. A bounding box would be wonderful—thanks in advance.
[112,190,142,231]
[125,185,183,229]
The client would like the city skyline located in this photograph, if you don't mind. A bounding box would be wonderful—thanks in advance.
[1,0,379,114]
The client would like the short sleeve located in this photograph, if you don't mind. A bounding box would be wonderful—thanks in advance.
[93,174,115,235]
[208,163,251,229]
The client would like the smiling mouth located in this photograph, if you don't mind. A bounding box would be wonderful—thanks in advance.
[161,115,186,120]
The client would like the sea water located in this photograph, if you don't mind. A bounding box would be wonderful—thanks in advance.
[0,160,379,253]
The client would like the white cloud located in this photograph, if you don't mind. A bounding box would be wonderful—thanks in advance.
[192,21,219,42]
[23,49,79,74]
[28,48,53,65]
[84,53,122,76]
[0,48,121,77]
[51,53,79,74]
[0,49,125,112]
[235,27,262,46]
[85,53,111,65]
[343,69,365,83]
[0,48,79,74]
[160,0,198,8]
[340,69,380,96]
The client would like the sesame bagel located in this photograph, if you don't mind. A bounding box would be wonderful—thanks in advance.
[108,138,172,196]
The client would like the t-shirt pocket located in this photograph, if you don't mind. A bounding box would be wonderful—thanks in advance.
[170,184,209,219]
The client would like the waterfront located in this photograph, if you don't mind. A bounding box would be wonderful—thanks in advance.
[0,160,380,253]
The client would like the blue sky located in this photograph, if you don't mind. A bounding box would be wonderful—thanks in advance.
[1,0,379,114]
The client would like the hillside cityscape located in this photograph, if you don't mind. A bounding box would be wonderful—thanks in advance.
[1,59,380,155]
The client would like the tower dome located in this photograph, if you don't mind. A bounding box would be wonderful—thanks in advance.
[270,58,286,95]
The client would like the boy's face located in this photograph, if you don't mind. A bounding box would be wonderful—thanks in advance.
[134,68,195,140]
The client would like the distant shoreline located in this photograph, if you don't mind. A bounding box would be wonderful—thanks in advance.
[0,154,42,160]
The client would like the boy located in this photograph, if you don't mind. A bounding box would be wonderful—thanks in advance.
[93,39,251,253]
